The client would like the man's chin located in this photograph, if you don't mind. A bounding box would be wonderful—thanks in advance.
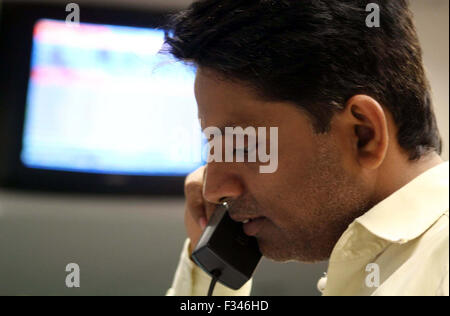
[257,238,327,263]
[257,239,298,263]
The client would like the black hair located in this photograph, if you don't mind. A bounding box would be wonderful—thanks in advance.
[164,0,442,160]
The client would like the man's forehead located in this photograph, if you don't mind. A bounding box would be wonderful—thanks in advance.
[195,68,268,112]
[196,90,270,131]
[195,87,276,132]
[194,69,300,131]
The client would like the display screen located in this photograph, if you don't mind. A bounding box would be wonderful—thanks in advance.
[22,19,205,176]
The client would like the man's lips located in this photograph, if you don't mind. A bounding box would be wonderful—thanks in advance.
[243,217,265,236]
[230,215,266,236]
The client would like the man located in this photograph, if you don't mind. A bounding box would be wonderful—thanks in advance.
[165,0,448,296]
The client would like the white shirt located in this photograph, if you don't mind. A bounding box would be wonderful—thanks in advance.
[167,161,449,296]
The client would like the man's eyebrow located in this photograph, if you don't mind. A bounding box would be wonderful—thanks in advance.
[203,121,259,134]
[217,125,258,136]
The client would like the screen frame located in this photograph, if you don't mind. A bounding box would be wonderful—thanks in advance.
[0,1,196,195]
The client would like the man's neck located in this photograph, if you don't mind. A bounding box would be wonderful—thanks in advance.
[374,152,444,203]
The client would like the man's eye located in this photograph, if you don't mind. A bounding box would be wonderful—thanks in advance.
[233,147,249,154]
[234,143,257,154]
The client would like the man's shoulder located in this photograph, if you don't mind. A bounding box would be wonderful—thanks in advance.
[372,210,449,296]
[423,210,449,258]
[401,209,448,269]
[423,209,449,247]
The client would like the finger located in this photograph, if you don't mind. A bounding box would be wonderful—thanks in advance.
[200,166,219,220]
[199,217,207,230]
[184,166,207,225]
[204,201,217,221]
[185,188,206,225]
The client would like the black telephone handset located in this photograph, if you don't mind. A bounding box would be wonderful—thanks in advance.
[191,203,262,290]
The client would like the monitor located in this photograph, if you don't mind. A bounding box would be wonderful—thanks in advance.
[22,19,204,176]
[0,2,205,194]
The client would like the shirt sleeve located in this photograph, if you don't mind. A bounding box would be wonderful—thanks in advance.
[166,238,253,296]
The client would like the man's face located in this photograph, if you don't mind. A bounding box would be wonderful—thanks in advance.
[195,68,375,262]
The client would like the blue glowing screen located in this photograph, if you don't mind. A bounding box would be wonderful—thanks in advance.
[22,19,205,176]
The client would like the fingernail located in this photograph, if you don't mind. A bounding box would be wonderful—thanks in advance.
[199,217,207,230]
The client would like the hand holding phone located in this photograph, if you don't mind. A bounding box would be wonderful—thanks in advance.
[183,166,262,291]
[191,203,262,290]
[183,166,216,256]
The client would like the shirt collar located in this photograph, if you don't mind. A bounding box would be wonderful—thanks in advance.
[355,161,449,244]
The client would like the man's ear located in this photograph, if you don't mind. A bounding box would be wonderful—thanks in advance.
[344,95,389,169]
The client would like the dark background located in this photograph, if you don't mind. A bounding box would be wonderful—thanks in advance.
[0,0,448,295]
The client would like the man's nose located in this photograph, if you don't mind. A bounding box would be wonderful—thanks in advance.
[202,162,244,205]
